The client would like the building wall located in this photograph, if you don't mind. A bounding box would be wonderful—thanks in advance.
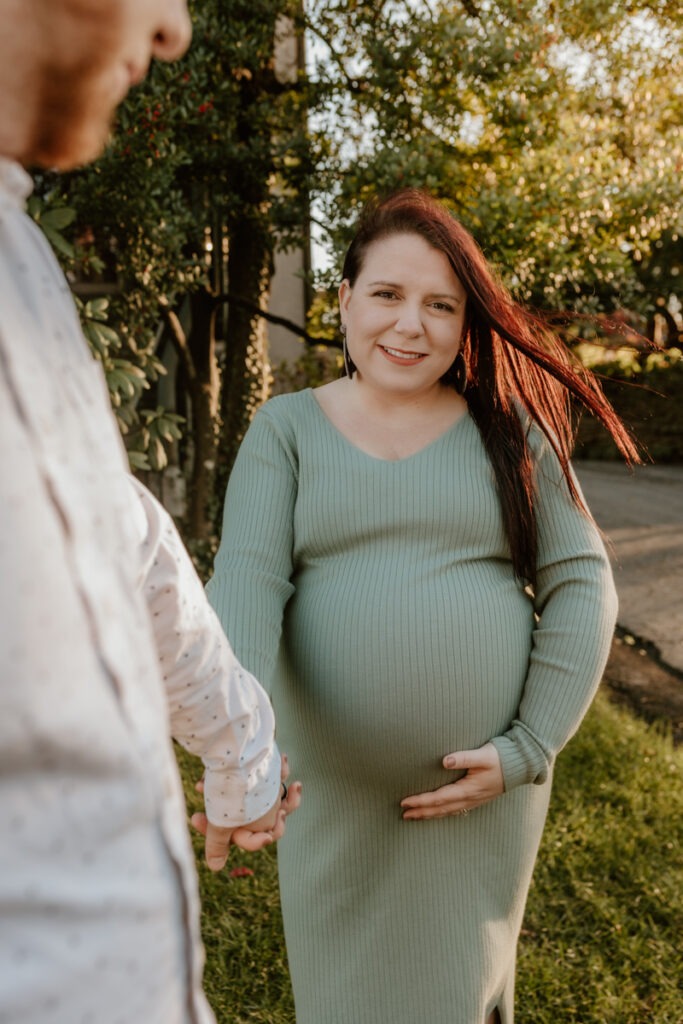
[267,12,309,369]
[268,246,307,366]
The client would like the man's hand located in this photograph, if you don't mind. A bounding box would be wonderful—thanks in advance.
[400,742,504,820]
[191,755,302,871]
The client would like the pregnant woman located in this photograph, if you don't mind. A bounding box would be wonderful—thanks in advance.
[207,189,638,1024]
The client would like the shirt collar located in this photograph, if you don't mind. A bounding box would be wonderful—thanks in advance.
[0,158,34,208]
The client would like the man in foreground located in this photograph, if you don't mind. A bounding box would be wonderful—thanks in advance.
[0,3,299,1021]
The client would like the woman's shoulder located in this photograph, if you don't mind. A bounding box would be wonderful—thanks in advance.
[246,389,317,458]
[255,388,315,429]
[262,388,312,412]
[510,398,552,461]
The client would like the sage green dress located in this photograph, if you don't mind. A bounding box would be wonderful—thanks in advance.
[207,388,617,1024]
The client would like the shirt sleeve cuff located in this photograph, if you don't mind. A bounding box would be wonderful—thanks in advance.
[203,745,281,828]
[491,727,553,792]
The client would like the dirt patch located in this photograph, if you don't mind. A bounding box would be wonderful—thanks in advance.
[601,627,683,744]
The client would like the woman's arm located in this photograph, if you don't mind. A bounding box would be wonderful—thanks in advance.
[206,405,298,693]
[489,438,618,791]
[401,435,617,817]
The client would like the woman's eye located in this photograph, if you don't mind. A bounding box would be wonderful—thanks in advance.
[373,290,397,300]
[431,302,454,313]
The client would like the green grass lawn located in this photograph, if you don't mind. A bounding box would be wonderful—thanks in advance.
[176,689,683,1023]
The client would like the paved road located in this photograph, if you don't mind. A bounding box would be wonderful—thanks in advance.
[575,461,683,674]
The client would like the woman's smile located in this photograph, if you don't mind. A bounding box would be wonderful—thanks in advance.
[379,345,426,364]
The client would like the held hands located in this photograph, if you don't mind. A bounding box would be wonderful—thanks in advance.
[191,755,302,871]
[400,742,504,820]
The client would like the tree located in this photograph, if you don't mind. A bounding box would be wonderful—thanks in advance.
[306,0,683,324]
[49,0,313,540]
[40,0,682,543]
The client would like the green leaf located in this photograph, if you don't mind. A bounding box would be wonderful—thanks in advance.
[149,436,168,471]
[127,449,151,470]
[41,226,75,259]
[86,297,111,319]
[41,207,77,231]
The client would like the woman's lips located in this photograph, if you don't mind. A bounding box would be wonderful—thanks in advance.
[380,345,426,364]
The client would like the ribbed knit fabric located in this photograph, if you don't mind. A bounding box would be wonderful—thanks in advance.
[207,388,618,1024]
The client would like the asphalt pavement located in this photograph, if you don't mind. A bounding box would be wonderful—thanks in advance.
[575,461,683,674]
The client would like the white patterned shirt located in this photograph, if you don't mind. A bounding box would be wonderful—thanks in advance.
[0,158,280,1024]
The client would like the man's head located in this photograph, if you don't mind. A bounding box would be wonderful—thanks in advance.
[1,0,191,169]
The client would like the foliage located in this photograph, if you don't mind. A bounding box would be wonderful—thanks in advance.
[270,344,342,396]
[175,690,683,1023]
[38,0,314,535]
[28,193,180,470]
[306,0,683,320]
[576,344,683,381]
[27,193,77,260]
[77,295,185,469]
[35,0,683,539]
[575,351,683,462]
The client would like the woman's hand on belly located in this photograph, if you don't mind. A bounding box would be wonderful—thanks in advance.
[399,742,504,820]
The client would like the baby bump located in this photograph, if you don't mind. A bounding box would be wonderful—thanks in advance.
[274,559,535,794]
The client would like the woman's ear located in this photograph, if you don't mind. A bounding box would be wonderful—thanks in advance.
[338,279,351,318]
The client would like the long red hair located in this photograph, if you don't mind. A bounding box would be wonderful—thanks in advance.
[341,189,641,586]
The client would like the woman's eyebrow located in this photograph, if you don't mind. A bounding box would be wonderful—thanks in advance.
[367,280,463,302]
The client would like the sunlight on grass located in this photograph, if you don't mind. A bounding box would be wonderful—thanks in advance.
[518,692,682,1022]
[176,689,683,1023]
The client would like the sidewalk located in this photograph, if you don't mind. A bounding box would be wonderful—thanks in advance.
[575,461,683,674]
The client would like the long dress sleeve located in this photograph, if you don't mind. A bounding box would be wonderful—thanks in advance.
[129,477,281,828]
[206,407,298,693]
[490,435,618,791]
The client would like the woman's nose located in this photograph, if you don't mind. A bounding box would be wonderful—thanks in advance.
[152,0,193,63]
[395,305,423,337]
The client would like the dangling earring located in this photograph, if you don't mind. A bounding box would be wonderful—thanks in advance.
[450,351,467,395]
[341,324,356,379]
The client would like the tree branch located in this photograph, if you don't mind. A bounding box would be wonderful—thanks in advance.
[214,290,340,349]
[303,16,369,94]
[460,0,480,17]
[159,299,197,380]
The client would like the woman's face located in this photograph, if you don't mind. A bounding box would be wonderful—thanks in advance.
[28,0,192,168]
[339,232,467,399]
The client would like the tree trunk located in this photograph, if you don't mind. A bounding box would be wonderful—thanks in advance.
[216,215,273,504]
[186,288,221,540]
